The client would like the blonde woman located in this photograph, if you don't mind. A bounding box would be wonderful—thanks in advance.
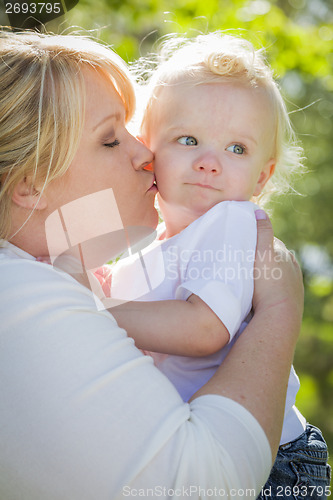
[0,30,304,500]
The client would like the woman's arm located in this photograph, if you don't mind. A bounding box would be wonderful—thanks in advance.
[191,211,304,459]
[110,294,230,356]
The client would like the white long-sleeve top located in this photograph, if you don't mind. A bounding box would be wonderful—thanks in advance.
[0,241,271,500]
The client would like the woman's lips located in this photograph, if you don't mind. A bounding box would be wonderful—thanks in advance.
[148,183,158,193]
[147,177,158,193]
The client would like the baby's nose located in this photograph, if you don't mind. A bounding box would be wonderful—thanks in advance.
[193,153,222,174]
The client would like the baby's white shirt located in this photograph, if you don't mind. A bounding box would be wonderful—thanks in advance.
[112,201,306,445]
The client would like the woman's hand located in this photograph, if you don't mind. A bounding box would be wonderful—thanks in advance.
[253,209,304,338]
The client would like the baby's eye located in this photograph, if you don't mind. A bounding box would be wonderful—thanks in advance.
[177,136,198,146]
[226,144,245,155]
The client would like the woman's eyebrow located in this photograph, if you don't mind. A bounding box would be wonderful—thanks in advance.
[93,112,121,132]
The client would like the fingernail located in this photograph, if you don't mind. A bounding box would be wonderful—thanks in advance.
[255,209,267,220]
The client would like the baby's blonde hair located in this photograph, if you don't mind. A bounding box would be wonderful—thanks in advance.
[0,30,136,240]
[137,32,304,204]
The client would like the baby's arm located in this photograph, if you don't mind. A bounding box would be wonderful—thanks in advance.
[110,295,230,356]
[35,258,229,356]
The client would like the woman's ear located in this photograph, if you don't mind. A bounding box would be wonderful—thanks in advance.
[12,176,47,210]
[253,159,276,197]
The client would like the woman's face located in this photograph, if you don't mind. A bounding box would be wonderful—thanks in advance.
[45,68,158,235]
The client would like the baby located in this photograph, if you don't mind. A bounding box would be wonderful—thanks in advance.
[109,33,330,498]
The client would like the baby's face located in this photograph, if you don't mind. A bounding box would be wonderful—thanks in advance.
[147,82,276,226]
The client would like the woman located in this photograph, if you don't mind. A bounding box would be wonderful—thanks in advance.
[0,30,304,499]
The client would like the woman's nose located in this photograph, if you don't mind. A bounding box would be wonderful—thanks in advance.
[131,135,154,171]
[193,153,222,174]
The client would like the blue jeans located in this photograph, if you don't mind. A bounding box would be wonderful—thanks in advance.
[257,424,331,499]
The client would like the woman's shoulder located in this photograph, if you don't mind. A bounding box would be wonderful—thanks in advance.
[0,253,76,288]
[0,253,110,316]
[0,254,123,342]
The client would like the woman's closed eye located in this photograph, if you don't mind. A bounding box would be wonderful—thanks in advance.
[226,144,246,155]
[177,136,198,146]
[104,139,120,148]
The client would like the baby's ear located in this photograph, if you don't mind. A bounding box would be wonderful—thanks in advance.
[12,176,47,210]
[253,159,276,197]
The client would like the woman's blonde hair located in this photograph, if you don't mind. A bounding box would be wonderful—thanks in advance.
[136,32,304,204]
[0,30,136,240]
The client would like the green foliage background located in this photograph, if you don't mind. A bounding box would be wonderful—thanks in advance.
[5,0,333,467]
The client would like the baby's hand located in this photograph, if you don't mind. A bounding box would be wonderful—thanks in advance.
[94,266,112,298]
